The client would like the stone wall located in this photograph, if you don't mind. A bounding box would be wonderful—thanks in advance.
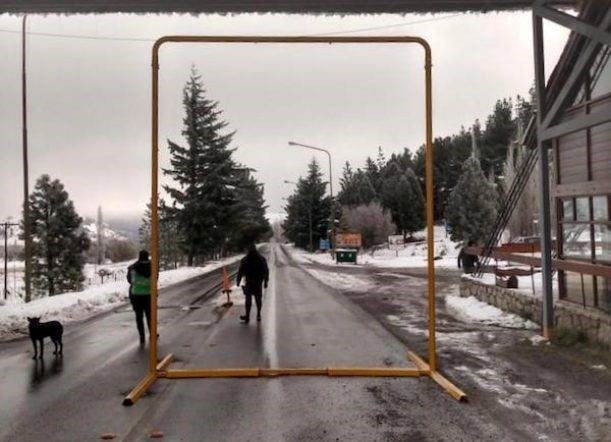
[460,277,611,346]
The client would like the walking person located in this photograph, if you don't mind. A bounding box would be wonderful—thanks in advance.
[127,250,152,345]
[237,244,269,324]
[458,240,479,274]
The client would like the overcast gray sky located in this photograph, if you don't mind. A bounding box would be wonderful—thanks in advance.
[0,12,569,223]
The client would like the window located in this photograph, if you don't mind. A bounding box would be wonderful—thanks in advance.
[593,196,608,221]
[594,224,611,263]
[576,197,589,221]
[562,198,574,221]
[591,58,611,99]
[560,195,610,262]
[597,277,611,313]
[563,223,591,259]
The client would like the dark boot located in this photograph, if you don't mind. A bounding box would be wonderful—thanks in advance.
[240,315,249,324]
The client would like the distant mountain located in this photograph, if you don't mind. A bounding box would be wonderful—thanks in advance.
[104,214,142,242]
[82,213,142,243]
[82,221,128,242]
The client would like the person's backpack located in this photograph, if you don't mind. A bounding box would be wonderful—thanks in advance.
[130,269,150,295]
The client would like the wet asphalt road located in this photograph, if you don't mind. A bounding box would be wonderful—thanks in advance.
[0,243,562,441]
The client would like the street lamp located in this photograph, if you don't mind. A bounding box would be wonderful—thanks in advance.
[288,141,335,254]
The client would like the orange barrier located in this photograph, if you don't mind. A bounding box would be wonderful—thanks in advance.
[221,267,233,307]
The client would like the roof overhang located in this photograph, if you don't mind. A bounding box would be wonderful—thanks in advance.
[1,1,578,15]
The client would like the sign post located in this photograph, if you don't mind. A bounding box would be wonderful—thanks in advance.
[388,235,405,257]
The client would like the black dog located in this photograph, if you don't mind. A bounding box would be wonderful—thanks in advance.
[27,317,63,360]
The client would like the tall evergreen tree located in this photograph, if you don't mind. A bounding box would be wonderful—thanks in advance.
[414,129,472,220]
[139,200,183,269]
[163,68,239,264]
[481,98,516,177]
[364,156,382,194]
[445,155,499,244]
[283,159,331,250]
[228,170,271,251]
[27,175,90,297]
[338,164,377,207]
[380,165,425,238]
[339,161,354,196]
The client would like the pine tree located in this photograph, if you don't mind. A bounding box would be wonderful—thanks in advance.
[28,175,90,297]
[445,155,499,244]
[339,161,354,196]
[380,165,425,238]
[228,169,271,251]
[338,161,377,208]
[364,156,382,194]
[375,147,386,172]
[139,200,184,270]
[481,98,516,177]
[283,159,331,250]
[163,68,239,264]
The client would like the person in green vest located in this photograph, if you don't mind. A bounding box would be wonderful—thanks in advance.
[127,250,152,345]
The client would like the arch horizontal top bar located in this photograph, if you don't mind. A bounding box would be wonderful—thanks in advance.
[153,36,431,59]
[154,35,429,44]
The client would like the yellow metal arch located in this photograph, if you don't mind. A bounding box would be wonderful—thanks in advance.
[124,35,465,406]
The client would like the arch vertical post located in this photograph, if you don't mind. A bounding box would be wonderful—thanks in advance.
[423,43,435,372]
[149,43,161,374]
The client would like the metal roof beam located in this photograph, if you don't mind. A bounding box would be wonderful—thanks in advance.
[540,7,611,129]
[534,4,611,46]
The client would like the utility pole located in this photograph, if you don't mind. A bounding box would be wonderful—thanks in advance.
[22,15,32,303]
[2,221,19,300]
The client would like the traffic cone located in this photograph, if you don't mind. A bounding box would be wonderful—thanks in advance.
[221,266,233,307]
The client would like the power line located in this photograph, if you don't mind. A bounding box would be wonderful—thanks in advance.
[0,28,154,42]
[307,13,462,36]
[0,13,462,43]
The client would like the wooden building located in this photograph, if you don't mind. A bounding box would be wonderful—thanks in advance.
[554,57,611,313]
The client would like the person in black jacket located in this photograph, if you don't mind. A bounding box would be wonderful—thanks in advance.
[458,240,479,274]
[236,244,269,324]
[127,250,152,345]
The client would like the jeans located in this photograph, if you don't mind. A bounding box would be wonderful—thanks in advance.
[130,294,151,342]
[244,289,263,318]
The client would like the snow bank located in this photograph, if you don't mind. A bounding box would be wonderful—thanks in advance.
[0,254,242,340]
[445,295,538,329]
[288,225,460,270]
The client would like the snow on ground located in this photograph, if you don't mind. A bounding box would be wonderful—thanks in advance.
[0,254,242,340]
[83,260,131,286]
[305,268,377,293]
[1,260,132,303]
[289,225,460,270]
[445,295,539,329]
